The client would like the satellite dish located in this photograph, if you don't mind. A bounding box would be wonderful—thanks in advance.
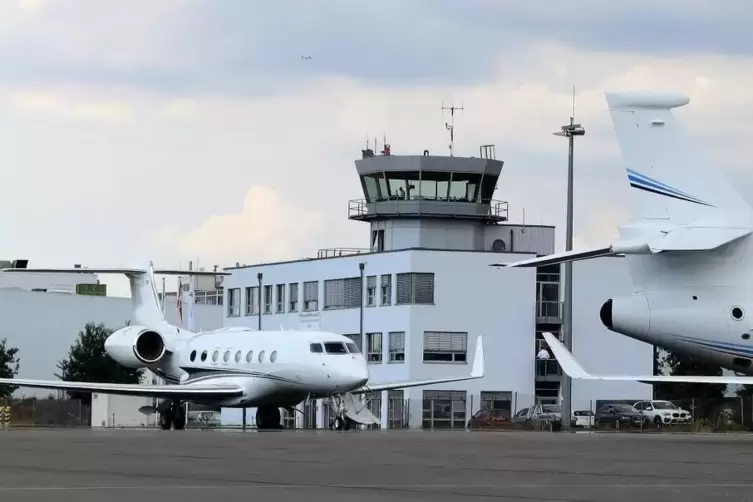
[492,239,506,253]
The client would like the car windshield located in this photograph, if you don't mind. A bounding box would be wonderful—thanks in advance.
[574,410,593,416]
[542,405,561,413]
[613,404,637,412]
[653,401,677,410]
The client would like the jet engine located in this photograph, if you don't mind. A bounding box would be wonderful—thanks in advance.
[104,325,169,368]
[599,292,734,347]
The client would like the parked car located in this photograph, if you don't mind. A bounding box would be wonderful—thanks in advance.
[512,404,562,429]
[570,409,595,428]
[594,404,647,428]
[467,408,511,429]
[633,400,692,425]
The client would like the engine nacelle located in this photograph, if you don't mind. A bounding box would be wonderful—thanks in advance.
[600,292,734,347]
[104,325,168,368]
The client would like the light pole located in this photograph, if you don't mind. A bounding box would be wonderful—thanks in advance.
[553,117,585,430]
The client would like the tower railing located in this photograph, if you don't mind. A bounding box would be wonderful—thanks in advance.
[348,198,508,222]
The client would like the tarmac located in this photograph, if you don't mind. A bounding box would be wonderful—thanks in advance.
[1,429,753,502]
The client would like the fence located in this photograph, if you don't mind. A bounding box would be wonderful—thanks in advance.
[0,397,90,427]
[4,393,753,433]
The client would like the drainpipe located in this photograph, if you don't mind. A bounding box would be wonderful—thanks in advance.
[257,272,263,330]
[359,263,365,348]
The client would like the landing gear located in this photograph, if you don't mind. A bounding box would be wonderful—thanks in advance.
[158,400,186,431]
[329,394,353,431]
[255,405,283,430]
[331,416,352,431]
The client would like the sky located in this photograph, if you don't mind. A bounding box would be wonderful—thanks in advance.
[1,0,752,297]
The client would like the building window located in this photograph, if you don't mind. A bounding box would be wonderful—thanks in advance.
[396,273,434,305]
[276,284,285,313]
[423,331,467,363]
[289,283,299,312]
[422,390,466,430]
[245,286,259,315]
[323,277,361,309]
[366,276,376,306]
[264,285,272,314]
[303,281,318,311]
[227,288,240,317]
[389,331,405,362]
[366,332,382,363]
[537,280,560,318]
[344,334,362,353]
[380,274,392,305]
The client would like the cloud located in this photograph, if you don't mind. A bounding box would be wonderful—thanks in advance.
[0,3,752,298]
[9,90,135,123]
[153,186,326,267]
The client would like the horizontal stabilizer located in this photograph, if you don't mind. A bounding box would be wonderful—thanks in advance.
[647,226,752,252]
[355,335,485,394]
[492,246,618,268]
[0,267,230,276]
[497,223,753,268]
[542,332,753,385]
[0,378,244,400]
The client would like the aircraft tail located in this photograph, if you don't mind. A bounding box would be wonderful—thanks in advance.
[0,263,229,329]
[606,91,751,225]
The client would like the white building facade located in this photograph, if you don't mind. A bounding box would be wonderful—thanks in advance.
[220,146,653,429]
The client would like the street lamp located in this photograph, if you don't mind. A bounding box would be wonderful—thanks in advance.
[553,117,585,430]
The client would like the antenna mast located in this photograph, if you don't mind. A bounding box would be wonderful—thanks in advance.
[441,101,464,157]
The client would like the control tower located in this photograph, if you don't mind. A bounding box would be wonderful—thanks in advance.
[348,144,526,253]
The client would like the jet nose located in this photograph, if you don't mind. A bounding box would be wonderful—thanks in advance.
[350,358,369,388]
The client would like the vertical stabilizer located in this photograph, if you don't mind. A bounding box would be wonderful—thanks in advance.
[128,261,169,329]
[606,91,751,225]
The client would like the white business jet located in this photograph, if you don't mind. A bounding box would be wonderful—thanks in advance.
[497,90,753,379]
[0,263,485,430]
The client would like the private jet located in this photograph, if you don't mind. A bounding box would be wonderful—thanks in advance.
[0,263,485,430]
[497,90,753,378]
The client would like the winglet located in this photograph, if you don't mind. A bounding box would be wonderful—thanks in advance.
[471,335,485,378]
[542,332,589,379]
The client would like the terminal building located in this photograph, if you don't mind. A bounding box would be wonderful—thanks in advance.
[221,144,653,429]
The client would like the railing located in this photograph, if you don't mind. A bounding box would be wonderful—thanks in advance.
[316,248,372,259]
[537,300,563,319]
[348,197,509,221]
[536,359,562,377]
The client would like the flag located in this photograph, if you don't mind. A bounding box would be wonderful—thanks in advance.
[177,277,183,324]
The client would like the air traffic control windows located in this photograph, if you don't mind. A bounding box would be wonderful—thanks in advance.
[359,171,491,202]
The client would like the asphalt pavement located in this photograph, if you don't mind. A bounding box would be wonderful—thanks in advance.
[1,428,752,501]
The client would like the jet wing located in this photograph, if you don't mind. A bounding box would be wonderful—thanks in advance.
[542,332,753,384]
[353,336,485,394]
[0,378,244,400]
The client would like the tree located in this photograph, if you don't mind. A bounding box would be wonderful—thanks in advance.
[56,322,144,405]
[0,338,20,400]
[654,349,726,419]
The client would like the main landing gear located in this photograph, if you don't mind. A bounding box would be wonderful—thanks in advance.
[255,405,283,430]
[158,400,186,431]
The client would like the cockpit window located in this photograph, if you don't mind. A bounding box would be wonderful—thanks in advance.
[345,342,360,354]
[323,342,348,354]
[310,343,323,353]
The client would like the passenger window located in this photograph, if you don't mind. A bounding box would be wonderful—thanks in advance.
[223,350,230,363]
[310,343,323,353]
[270,350,277,363]
[200,350,208,362]
[235,350,242,363]
[212,350,219,363]
[190,350,196,362]
[246,350,253,363]
[258,350,266,363]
